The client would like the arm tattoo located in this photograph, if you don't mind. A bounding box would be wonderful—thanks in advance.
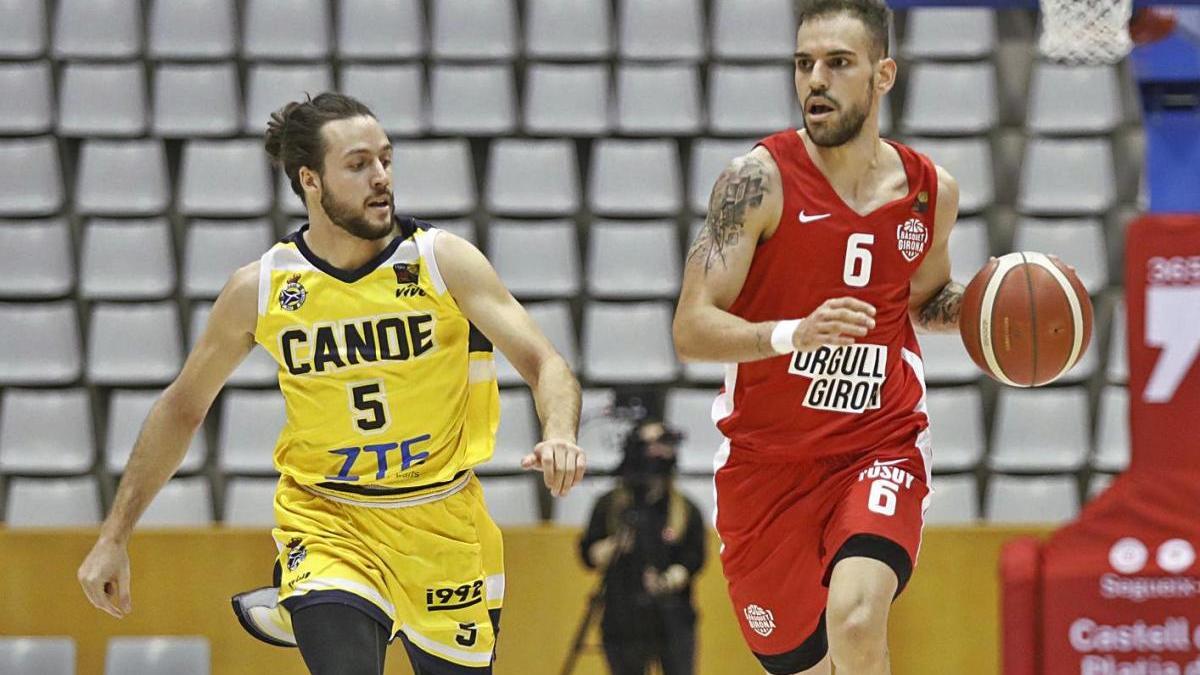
[916,281,965,332]
[686,156,768,275]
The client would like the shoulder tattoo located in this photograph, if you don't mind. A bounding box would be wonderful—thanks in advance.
[686,156,769,275]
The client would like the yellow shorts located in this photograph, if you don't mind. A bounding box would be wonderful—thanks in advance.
[271,471,504,668]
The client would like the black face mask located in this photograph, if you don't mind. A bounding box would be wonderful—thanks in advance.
[622,454,677,505]
[620,450,677,480]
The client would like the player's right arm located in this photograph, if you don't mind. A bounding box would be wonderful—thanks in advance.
[673,149,876,363]
[78,262,260,619]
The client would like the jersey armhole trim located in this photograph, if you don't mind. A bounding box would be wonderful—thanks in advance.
[921,152,941,243]
[256,247,276,317]
[416,228,449,295]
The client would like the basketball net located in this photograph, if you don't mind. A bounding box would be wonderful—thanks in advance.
[1038,0,1134,65]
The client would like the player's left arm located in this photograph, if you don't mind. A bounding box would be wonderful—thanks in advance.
[434,230,585,497]
[908,166,964,334]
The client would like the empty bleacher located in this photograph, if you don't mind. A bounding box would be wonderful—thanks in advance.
[0,1,1137,526]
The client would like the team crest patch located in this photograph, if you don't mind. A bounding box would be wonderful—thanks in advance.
[278,273,307,311]
[393,262,420,285]
[744,604,776,637]
[896,218,929,262]
[285,538,307,571]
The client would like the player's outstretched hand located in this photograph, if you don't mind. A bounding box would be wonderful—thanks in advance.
[522,439,587,497]
[793,297,877,351]
[78,538,132,619]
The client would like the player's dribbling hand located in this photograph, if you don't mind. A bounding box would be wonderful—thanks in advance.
[77,538,133,619]
[522,439,586,497]
[793,297,877,351]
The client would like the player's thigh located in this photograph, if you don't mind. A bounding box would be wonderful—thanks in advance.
[387,479,502,671]
[715,459,833,675]
[273,480,398,632]
[468,477,505,615]
[293,602,388,675]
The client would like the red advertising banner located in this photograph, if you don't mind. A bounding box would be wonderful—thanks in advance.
[1003,215,1200,675]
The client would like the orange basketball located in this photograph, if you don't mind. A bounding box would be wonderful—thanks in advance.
[959,252,1093,387]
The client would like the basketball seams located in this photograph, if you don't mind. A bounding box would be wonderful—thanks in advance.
[1021,251,1085,383]
[978,255,1024,387]
[1019,252,1040,386]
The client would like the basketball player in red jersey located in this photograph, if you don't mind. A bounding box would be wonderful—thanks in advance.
[673,2,963,673]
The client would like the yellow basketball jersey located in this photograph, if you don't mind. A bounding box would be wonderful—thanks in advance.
[253,218,499,504]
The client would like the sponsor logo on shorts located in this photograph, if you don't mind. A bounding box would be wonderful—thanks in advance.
[426,580,484,612]
[859,461,915,487]
[743,604,776,637]
[788,344,886,414]
[859,460,916,517]
[285,538,307,572]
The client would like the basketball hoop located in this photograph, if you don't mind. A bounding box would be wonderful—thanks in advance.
[1038,0,1134,65]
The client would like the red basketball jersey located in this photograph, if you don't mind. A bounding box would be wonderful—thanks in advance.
[713,130,939,461]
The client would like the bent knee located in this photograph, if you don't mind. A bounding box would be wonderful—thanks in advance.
[827,599,886,646]
[825,556,898,646]
[826,595,890,670]
[826,584,891,648]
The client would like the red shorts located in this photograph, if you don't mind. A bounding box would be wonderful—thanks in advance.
[714,436,930,673]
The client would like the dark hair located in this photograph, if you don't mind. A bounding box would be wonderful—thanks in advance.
[264,92,376,204]
[795,0,892,60]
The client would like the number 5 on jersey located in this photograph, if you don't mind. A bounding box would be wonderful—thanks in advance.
[348,380,390,434]
[844,233,874,288]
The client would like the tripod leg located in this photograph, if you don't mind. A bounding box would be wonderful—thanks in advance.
[559,593,604,675]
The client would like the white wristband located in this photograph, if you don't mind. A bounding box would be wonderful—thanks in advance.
[770,319,801,355]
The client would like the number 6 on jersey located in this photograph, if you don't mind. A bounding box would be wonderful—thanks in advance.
[843,233,874,288]
[867,478,898,517]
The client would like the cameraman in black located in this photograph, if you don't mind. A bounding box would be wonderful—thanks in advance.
[578,418,707,675]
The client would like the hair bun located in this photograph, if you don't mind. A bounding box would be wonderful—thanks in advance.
[264,101,302,165]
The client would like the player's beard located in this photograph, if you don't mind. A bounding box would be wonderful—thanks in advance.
[320,185,394,241]
[805,76,875,148]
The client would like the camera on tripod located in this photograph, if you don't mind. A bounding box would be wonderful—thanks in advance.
[562,401,704,675]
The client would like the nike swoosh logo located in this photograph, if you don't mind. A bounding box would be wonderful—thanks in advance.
[798,211,831,223]
[873,459,907,467]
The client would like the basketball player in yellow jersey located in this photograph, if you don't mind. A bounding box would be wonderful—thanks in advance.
[78,93,586,675]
